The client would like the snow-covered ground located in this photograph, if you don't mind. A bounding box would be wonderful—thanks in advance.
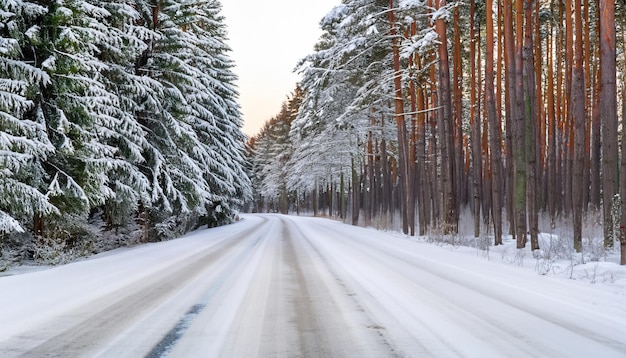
[0,214,625,357]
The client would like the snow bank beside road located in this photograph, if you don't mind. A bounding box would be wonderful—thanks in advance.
[0,217,261,343]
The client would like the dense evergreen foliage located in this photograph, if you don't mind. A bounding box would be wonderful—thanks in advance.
[0,0,250,267]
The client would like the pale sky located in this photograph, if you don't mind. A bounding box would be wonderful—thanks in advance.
[220,0,339,137]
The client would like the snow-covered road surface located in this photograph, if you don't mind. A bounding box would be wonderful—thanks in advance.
[1,214,625,357]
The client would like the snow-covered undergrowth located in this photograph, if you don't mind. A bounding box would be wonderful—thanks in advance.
[0,217,143,273]
[277,209,624,286]
[0,211,217,272]
[393,210,626,288]
[4,208,624,290]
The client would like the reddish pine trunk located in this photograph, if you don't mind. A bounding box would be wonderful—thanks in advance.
[546,22,557,225]
[599,0,617,248]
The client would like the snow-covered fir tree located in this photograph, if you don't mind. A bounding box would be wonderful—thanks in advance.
[173,0,251,226]
[0,0,57,234]
[0,0,250,265]
[134,0,250,237]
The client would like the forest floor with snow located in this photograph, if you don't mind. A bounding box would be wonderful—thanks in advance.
[350,210,626,291]
[3,211,626,289]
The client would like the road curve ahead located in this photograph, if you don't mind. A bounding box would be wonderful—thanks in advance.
[0,214,625,357]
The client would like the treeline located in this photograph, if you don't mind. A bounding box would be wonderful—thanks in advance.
[0,0,250,266]
[246,0,626,264]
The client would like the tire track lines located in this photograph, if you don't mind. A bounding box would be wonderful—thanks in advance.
[15,219,269,358]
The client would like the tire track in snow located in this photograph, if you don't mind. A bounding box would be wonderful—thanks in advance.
[282,218,330,356]
[301,218,626,357]
[279,216,398,357]
[11,219,269,358]
[146,218,272,357]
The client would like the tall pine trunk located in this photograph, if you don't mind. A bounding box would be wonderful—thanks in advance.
[514,0,528,249]
[590,8,602,212]
[546,20,557,225]
[599,0,617,248]
[389,0,412,235]
[523,0,539,251]
[619,12,626,265]
[452,7,464,211]
[571,0,586,252]
[469,0,483,238]
[435,0,457,234]
[504,0,517,239]
[486,0,503,245]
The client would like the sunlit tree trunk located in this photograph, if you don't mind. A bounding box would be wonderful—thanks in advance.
[546,19,557,225]
[582,0,592,212]
[599,0,617,248]
[534,0,545,212]
[590,5,602,212]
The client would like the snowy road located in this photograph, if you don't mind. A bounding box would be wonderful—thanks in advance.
[1,214,625,357]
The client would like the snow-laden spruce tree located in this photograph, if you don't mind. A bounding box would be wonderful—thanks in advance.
[89,0,154,232]
[1,0,250,263]
[133,0,250,236]
[27,0,159,247]
[0,0,58,235]
[174,0,251,226]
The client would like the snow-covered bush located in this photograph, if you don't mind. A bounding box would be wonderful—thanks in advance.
[32,213,97,265]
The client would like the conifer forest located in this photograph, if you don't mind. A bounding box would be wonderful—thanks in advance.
[2,0,626,267]
[1,0,251,266]
[246,0,626,265]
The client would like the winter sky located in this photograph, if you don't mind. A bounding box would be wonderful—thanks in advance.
[220,0,340,137]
